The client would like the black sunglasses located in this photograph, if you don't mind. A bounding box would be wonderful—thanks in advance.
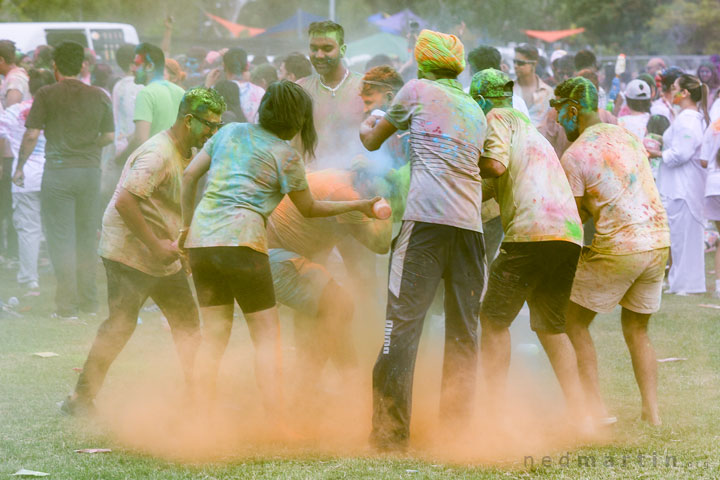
[191,114,224,130]
[513,59,537,66]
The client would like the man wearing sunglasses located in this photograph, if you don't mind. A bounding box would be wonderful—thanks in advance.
[512,43,553,127]
[61,88,226,416]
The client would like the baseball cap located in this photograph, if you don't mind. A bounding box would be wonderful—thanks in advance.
[470,68,514,99]
[550,49,568,64]
[625,79,652,100]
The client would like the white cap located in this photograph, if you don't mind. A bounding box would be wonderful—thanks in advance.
[550,50,568,64]
[625,79,652,100]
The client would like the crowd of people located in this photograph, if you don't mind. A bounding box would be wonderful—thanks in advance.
[1,19,719,453]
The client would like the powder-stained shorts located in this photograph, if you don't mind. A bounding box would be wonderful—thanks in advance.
[570,247,670,314]
[188,246,276,313]
[481,241,581,333]
[268,249,332,316]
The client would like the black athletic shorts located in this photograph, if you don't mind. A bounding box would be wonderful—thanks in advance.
[480,241,581,333]
[188,246,276,313]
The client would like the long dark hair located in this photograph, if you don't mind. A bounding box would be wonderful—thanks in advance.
[258,80,317,158]
[678,73,710,125]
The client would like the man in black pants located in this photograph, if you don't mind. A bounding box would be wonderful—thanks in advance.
[60,88,226,415]
[360,29,487,451]
[16,41,114,318]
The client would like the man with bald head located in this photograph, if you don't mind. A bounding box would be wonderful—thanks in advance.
[360,29,487,451]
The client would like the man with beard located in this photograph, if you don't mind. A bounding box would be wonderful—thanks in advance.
[553,77,670,427]
[297,21,365,170]
[115,43,185,165]
[60,88,226,415]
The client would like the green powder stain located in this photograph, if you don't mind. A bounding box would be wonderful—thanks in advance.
[566,219,583,242]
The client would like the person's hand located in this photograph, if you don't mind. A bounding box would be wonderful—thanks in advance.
[153,238,180,265]
[12,167,24,188]
[360,115,380,136]
[359,197,382,219]
[646,146,662,158]
[204,68,222,88]
[173,229,191,274]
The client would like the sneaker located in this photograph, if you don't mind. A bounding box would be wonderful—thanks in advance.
[51,312,80,321]
[25,281,40,291]
[59,395,97,417]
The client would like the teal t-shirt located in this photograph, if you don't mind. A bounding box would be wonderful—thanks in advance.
[185,123,308,253]
[133,79,185,136]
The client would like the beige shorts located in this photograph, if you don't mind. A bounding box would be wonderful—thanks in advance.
[570,247,669,314]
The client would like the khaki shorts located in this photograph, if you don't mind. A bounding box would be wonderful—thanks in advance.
[570,247,669,314]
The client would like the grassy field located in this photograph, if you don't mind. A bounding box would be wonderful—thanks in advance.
[2,252,720,479]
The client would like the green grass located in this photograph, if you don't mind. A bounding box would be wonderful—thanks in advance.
[2,254,720,479]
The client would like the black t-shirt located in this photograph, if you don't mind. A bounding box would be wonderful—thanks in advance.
[25,78,114,169]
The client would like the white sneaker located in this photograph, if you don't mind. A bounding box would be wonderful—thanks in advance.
[26,281,39,290]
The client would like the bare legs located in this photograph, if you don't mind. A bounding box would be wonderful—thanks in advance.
[480,315,587,424]
[197,304,285,422]
[566,301,660,425]
[621,308,660,425]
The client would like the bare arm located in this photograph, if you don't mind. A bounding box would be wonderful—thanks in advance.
[4,89,22,108]
[115,120,151,165]
[481,178,496,201]
[11,128,41,187]
[96,131,114,148]
[115,188,179,264]
[479,156,507,178]
[180,150,212,232]
[288,187,379,219]
[359,116,398,151]
[348,219,393,254]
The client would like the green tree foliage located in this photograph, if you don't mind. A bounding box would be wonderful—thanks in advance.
[647,0,720,54]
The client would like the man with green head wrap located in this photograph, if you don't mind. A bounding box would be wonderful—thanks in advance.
[61,88,227,416]
[470,69,589,430]
[360,29,487,452]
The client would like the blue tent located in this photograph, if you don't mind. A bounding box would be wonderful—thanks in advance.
[257,9,326,38]
[368,9,427,35]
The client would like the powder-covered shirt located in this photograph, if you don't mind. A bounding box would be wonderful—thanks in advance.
[185,123,308,254]
[0,66,30,108]
[112,76,144,153]
[25,78,114,169]
[560,123,670,255]
[133,79,185,137]
[618,112,650,140]
[385,78,487,232]
[0,99,46,193]
[232,80,265,123]
[482,107,582,245]
[297,71,365,170]
[267,169,372,258]
[99,131,188,276]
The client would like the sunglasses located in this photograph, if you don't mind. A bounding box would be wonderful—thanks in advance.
[513,59,537,66]
[191,114,224,130]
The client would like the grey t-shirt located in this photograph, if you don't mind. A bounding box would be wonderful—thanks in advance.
[386,78,487,232]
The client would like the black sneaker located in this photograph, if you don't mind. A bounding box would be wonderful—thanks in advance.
[59,395,97,417]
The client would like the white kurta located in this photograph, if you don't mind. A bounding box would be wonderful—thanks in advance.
[657,108,707,294]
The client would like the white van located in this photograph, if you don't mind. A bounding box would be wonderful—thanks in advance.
[1,22,139,62]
